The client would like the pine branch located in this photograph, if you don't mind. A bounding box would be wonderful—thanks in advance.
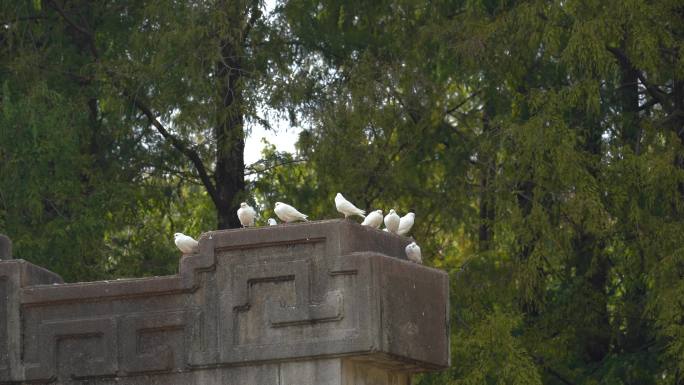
[606,46,672,113]
[130,95,219,206]
[0,15,52,26]
[242,1,262,46]
[544,366,576,385]
[46,0,98,58]
[244,158,306,176]
[532,355,577,385]
[637,98,660,112]
[445,90,482,115]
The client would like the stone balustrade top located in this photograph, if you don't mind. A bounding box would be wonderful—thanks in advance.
[0,220,449,385]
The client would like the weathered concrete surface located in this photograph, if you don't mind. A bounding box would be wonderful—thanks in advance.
[0,260,63,382]
[0,220,449,384]
[0,234,11,260]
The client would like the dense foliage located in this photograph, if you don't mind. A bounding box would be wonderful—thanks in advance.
[2,0,683,384]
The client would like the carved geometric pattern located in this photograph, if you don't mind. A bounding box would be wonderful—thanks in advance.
[269,290,343,328]
[25,318,117,381]
[120,309,197,374]
[232,260,344,329]
[210,249,367,364]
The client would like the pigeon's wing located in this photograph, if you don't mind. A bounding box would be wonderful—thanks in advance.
[338,200,363,214]
[177,236,198,253]
[237,208,252,226]
[385,215,400,232]
[362,212,382,227]
[284,204,308,220]
[189,239,199,252]
[397,217,414,235]
[247,207,257,225]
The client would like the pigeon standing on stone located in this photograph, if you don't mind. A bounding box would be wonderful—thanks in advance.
[274,202,309,223]
[268,218,278,226]
[174,233,199,254]
[397,212,415,236]
[405,242,422,264]
[384,209,400,233]
[237,202,257,227]
[361,210,383,228]
[334,193,366,218]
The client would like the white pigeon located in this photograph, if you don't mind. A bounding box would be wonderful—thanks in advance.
[268,218,278,226]
[397,212,415,236]
[334,193,366,218]
[237,202,257,227]
[384,209,400,233]
[361,209,383,228]
[174,233,199,254]
[405,242,422,264]
[274,202,309,223]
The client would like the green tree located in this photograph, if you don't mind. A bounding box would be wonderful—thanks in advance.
[259,0,684,383]
[2,0,684,383]
[1,0,295,279]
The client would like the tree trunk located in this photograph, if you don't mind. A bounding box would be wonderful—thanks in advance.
[620,59,641,153]
[478,103,496,252]
[572,94,611,365]
[572,231,610,363]
[674,80,684,199]
[616,40,650,353]
[214,40,246,229]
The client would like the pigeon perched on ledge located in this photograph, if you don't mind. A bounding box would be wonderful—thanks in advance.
[174,233,199,254]
[335,193,366,219]
[405,242,422,264]
[384,209,400,234]
[361,210,383,228]
[397,212,415,236]
[274,202,309,223]
[237,202,257,227]
[268,218,278,226]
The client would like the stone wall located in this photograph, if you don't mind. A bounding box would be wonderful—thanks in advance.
[0,220,449,384]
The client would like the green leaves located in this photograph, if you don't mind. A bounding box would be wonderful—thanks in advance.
[2,0,684,383]
[261,0,684,383]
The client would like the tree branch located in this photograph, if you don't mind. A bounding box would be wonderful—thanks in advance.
[242,1,262,46]
[245,158,306,176]
[46,0,98,58]
[637,97,660,112]
[445,90,482,115]
[130,95,219,205]
[606,46,672,113]
[532,355,577,385]
[0,15,52,26]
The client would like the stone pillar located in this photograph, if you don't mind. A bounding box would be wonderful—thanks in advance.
[0,220,449,384]
[0,234,11,259]
[0,259,63,381]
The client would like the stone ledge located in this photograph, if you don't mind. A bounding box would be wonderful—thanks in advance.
[0,220,449,384]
